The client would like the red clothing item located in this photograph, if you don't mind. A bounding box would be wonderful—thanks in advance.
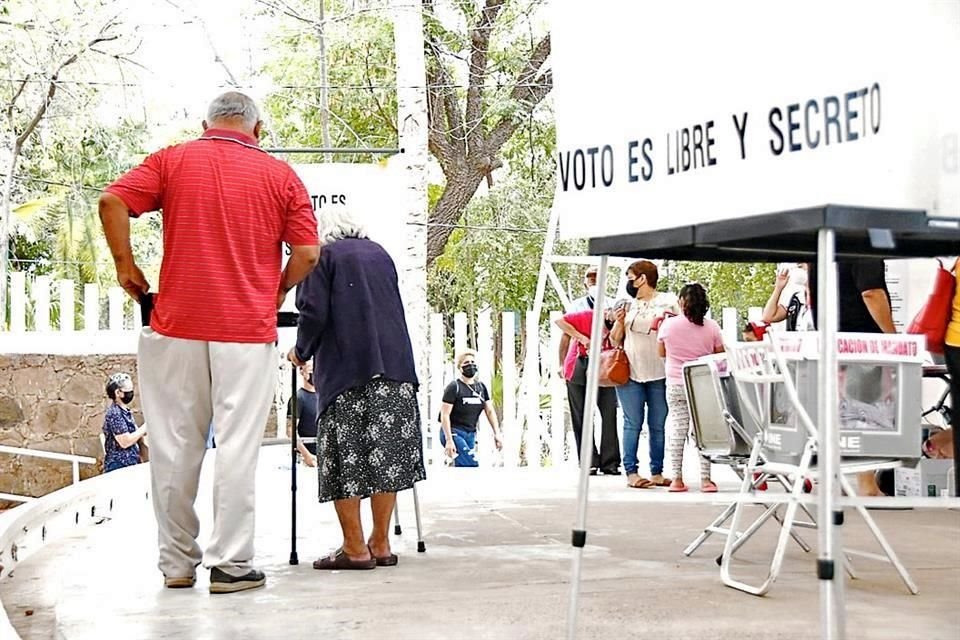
[106,129,318,343]
[562,309,599,381]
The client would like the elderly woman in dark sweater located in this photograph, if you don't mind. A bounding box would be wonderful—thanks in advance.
[288,210,425,570]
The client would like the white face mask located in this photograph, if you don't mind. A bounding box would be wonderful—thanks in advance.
[587,285,599,301]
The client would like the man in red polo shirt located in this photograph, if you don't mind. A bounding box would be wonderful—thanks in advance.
[99,92,320,594]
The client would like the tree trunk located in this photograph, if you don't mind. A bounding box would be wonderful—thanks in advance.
[426,168,485,265]
[0,144,21,329]
[392,0,430,450]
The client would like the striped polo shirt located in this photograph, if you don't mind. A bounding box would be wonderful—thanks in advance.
[106,128,318,343]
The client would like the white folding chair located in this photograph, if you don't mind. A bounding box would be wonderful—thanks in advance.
[683,355,814,558]
[719,339,918,597]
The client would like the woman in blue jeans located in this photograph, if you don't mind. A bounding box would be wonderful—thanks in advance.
[440,350,503,466]
[609,260,679,488]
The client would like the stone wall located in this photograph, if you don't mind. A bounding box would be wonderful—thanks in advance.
[0,355,286,508]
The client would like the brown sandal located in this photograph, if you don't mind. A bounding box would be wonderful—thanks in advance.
[368,545,398,567]
[312,548,376,570]
[627,474,654,489]
[650,475,672,487]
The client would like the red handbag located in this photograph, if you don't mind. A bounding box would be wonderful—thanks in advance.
[907,258,958,355]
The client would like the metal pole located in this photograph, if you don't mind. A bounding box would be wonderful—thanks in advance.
[566,255,609,640]
[72,460,79,485]
[816,229,844,639]
[394,501,403,535]
[290,364,299,566]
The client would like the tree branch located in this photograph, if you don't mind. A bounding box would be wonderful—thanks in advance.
[364,43,397,136]
[464,0,504,156]
[486,35,551,154]
[14,28,121,149]
[164,0,238,86]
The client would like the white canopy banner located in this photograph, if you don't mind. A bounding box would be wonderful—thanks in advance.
[278,160,405,347]
[551,1,960,240]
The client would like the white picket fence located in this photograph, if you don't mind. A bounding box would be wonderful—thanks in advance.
[0,274,762,468]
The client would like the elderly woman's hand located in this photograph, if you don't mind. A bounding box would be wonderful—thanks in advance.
[287,348,305,367]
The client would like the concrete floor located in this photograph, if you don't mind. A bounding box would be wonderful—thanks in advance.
[2,448,959,640]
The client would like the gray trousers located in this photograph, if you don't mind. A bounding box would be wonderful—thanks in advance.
[138,328,276,578]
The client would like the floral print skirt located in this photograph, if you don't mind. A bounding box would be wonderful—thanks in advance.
[316,377,426,503]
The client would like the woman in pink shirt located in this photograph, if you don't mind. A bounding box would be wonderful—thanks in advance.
[657,283,724,493]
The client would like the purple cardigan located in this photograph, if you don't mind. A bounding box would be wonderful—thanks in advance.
[294,237,419,416]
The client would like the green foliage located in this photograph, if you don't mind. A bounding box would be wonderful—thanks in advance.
[10,120,157,304]
[260,0,398,161]
[659,261,777,326]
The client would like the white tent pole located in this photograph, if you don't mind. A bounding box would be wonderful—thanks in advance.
[566,254,609,639]
[816,229,845,639]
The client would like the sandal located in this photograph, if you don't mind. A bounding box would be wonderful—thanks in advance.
[668,480,688,493]
[701,481,718,493]
[649,475,672,487]
[368,545,398,567]
[626,474,654,489]
[312,548,376,570]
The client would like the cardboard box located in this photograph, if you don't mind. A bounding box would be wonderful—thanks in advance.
[895,459,955,497]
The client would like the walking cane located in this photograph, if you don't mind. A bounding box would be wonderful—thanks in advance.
[289,360,299,565]
[278,310,301,566]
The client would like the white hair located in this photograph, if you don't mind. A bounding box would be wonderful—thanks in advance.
[317,209,369,244]
[206,91,260,128]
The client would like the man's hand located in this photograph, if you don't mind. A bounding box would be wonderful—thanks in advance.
[577,334,590,350]
[287,347,305,367]
[494,433,503,451]
[276,286,288,311]
[444,439,457,459]
[302,452,317,468]
[116,261,150,302]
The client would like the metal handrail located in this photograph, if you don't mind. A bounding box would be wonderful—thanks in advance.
[0,445,98,500]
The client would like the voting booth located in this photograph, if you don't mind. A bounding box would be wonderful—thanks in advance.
[768,333,925,461]
[550,2,960,638]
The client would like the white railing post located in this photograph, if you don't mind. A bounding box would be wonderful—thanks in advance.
[428,313,445,466]
[523,310,541,467]
[549,311,565,466]
[72,460,80,484]
[108,287,125,332]
[501,312,518,467]
[476,309,495,466]
[722,306,739,345]
[33,275,51,332]
[59,280,75,332]
[453,312,468,357]
[9,272,26,332]
[84,283,99,332]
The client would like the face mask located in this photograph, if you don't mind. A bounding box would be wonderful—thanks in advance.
[121,391,135,405]
[461,364,478,378]
[625,279,639,299]
[586,285,598,301]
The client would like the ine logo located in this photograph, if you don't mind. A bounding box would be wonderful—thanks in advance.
[839,435,862,452]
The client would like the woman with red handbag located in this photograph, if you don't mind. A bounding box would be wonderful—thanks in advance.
[609,260,679,489]
[555,303,622,476]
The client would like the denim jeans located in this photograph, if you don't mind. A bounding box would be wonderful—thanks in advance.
[440,427,479,467]
[615,378,667,475]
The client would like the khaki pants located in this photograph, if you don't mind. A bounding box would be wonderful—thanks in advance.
[138,328,276,578]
